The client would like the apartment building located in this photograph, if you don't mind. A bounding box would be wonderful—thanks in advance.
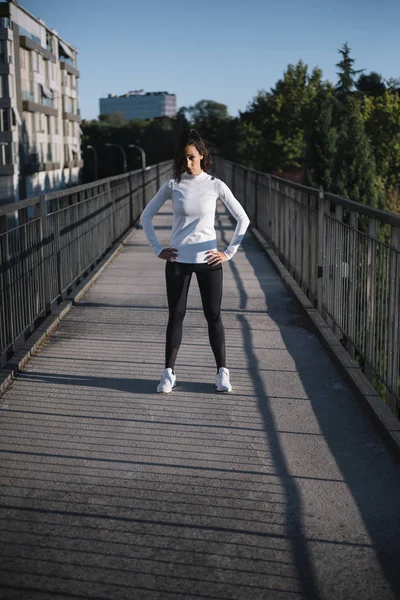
[100,90,177,121]
[0,0,82,204]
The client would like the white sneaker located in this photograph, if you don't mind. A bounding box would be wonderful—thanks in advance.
[216,367,232,392]
[157,368,176,393]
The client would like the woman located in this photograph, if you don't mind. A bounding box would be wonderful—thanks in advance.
[140,129,249,393]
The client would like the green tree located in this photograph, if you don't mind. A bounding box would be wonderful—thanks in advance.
[186,100,231,150]
[98,111,127,127]
[243,61,326,174]
[304,86,339,190]
[362,90,400,207]
[332,95,378,206]
[335,42,363,95]
[356,72,386,97]
[235,119,264,168]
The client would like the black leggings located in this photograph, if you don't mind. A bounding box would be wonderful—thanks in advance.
[165,261,226,372]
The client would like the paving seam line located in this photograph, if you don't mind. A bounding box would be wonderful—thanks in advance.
[0,222,140,397]
[250,225,400,457]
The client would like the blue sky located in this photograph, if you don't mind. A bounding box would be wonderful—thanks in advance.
[21,0,400,120]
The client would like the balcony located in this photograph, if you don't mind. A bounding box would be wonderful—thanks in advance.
[25,161,61,174]
[0,97,11,109]
[22,99,57,117]
[63,111,80,123]
[19,35,56,62]
[0,131,12,142]
[60,60,79,78]
[64,159,83,169]
[0,164,14,175]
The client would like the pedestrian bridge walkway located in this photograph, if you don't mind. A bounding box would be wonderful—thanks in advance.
[0,202,400,600]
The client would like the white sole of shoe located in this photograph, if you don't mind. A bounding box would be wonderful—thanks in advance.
[216,386,232,393]
[157,382,176,393]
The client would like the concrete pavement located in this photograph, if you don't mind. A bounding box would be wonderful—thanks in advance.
[0,200,400,599]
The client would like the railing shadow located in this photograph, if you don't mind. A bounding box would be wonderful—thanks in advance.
[224,214,400,598]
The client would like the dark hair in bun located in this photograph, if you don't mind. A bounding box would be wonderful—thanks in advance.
[173,128,212,182]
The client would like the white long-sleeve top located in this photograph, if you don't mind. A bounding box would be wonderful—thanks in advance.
[140,170,250,263]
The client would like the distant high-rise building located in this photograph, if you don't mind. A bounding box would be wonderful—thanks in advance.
[0,0,82,204]
[99,90,177,121]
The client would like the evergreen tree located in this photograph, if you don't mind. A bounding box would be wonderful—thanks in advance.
[332,96,378,206]
[304,87,338,190]
[335,42,364,95]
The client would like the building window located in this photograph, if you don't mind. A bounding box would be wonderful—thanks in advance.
[0,18,12,29]
[46,115,51,135]
[47,142,52,162]
[31,52,38,72]
[36,112,45,133]
[0,74,8,98]
[46,31,53,53]
[0,109,10,131]
[0,40,7,65]
[18,26,40,46]
[20,50,27,72]
[54,116,58,135]
[0,142,11,166]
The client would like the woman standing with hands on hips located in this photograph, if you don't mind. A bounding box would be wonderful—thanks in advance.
[140,129,249,393]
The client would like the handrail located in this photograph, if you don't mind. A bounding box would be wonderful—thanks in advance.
[0,160,173,368]
[214,156,400,418]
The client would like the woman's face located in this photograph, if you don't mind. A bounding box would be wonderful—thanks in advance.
[184,144,203,176]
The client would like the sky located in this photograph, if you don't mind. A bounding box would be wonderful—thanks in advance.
[21,0,400,120]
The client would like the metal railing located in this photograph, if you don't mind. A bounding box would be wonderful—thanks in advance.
[0,160,172,368]
[214,157,400,417]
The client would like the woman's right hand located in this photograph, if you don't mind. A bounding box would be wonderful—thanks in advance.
[158,248,178,261]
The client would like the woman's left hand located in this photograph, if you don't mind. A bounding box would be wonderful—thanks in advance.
[205,251,228,266]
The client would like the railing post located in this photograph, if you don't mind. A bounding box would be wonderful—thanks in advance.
[0,214,13,360]
[156,162,160,190]
[54,206,62,299]
[142,168,146,212]
[267,175,273,244]
[332,204,344,338]
[346,211,359,358]
[365,218,377,382]
[128,173,133,226]
[39,194,51,314]
[316,190,328,312]
[254,172,259,228]
[108,179,116,242]
[242,168,248,214]
[386,226,400,413]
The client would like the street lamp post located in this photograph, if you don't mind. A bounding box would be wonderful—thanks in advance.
[104,143,127,173]
[128,144,146,171]
[86,144,98,181]
[129,144,147,211]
